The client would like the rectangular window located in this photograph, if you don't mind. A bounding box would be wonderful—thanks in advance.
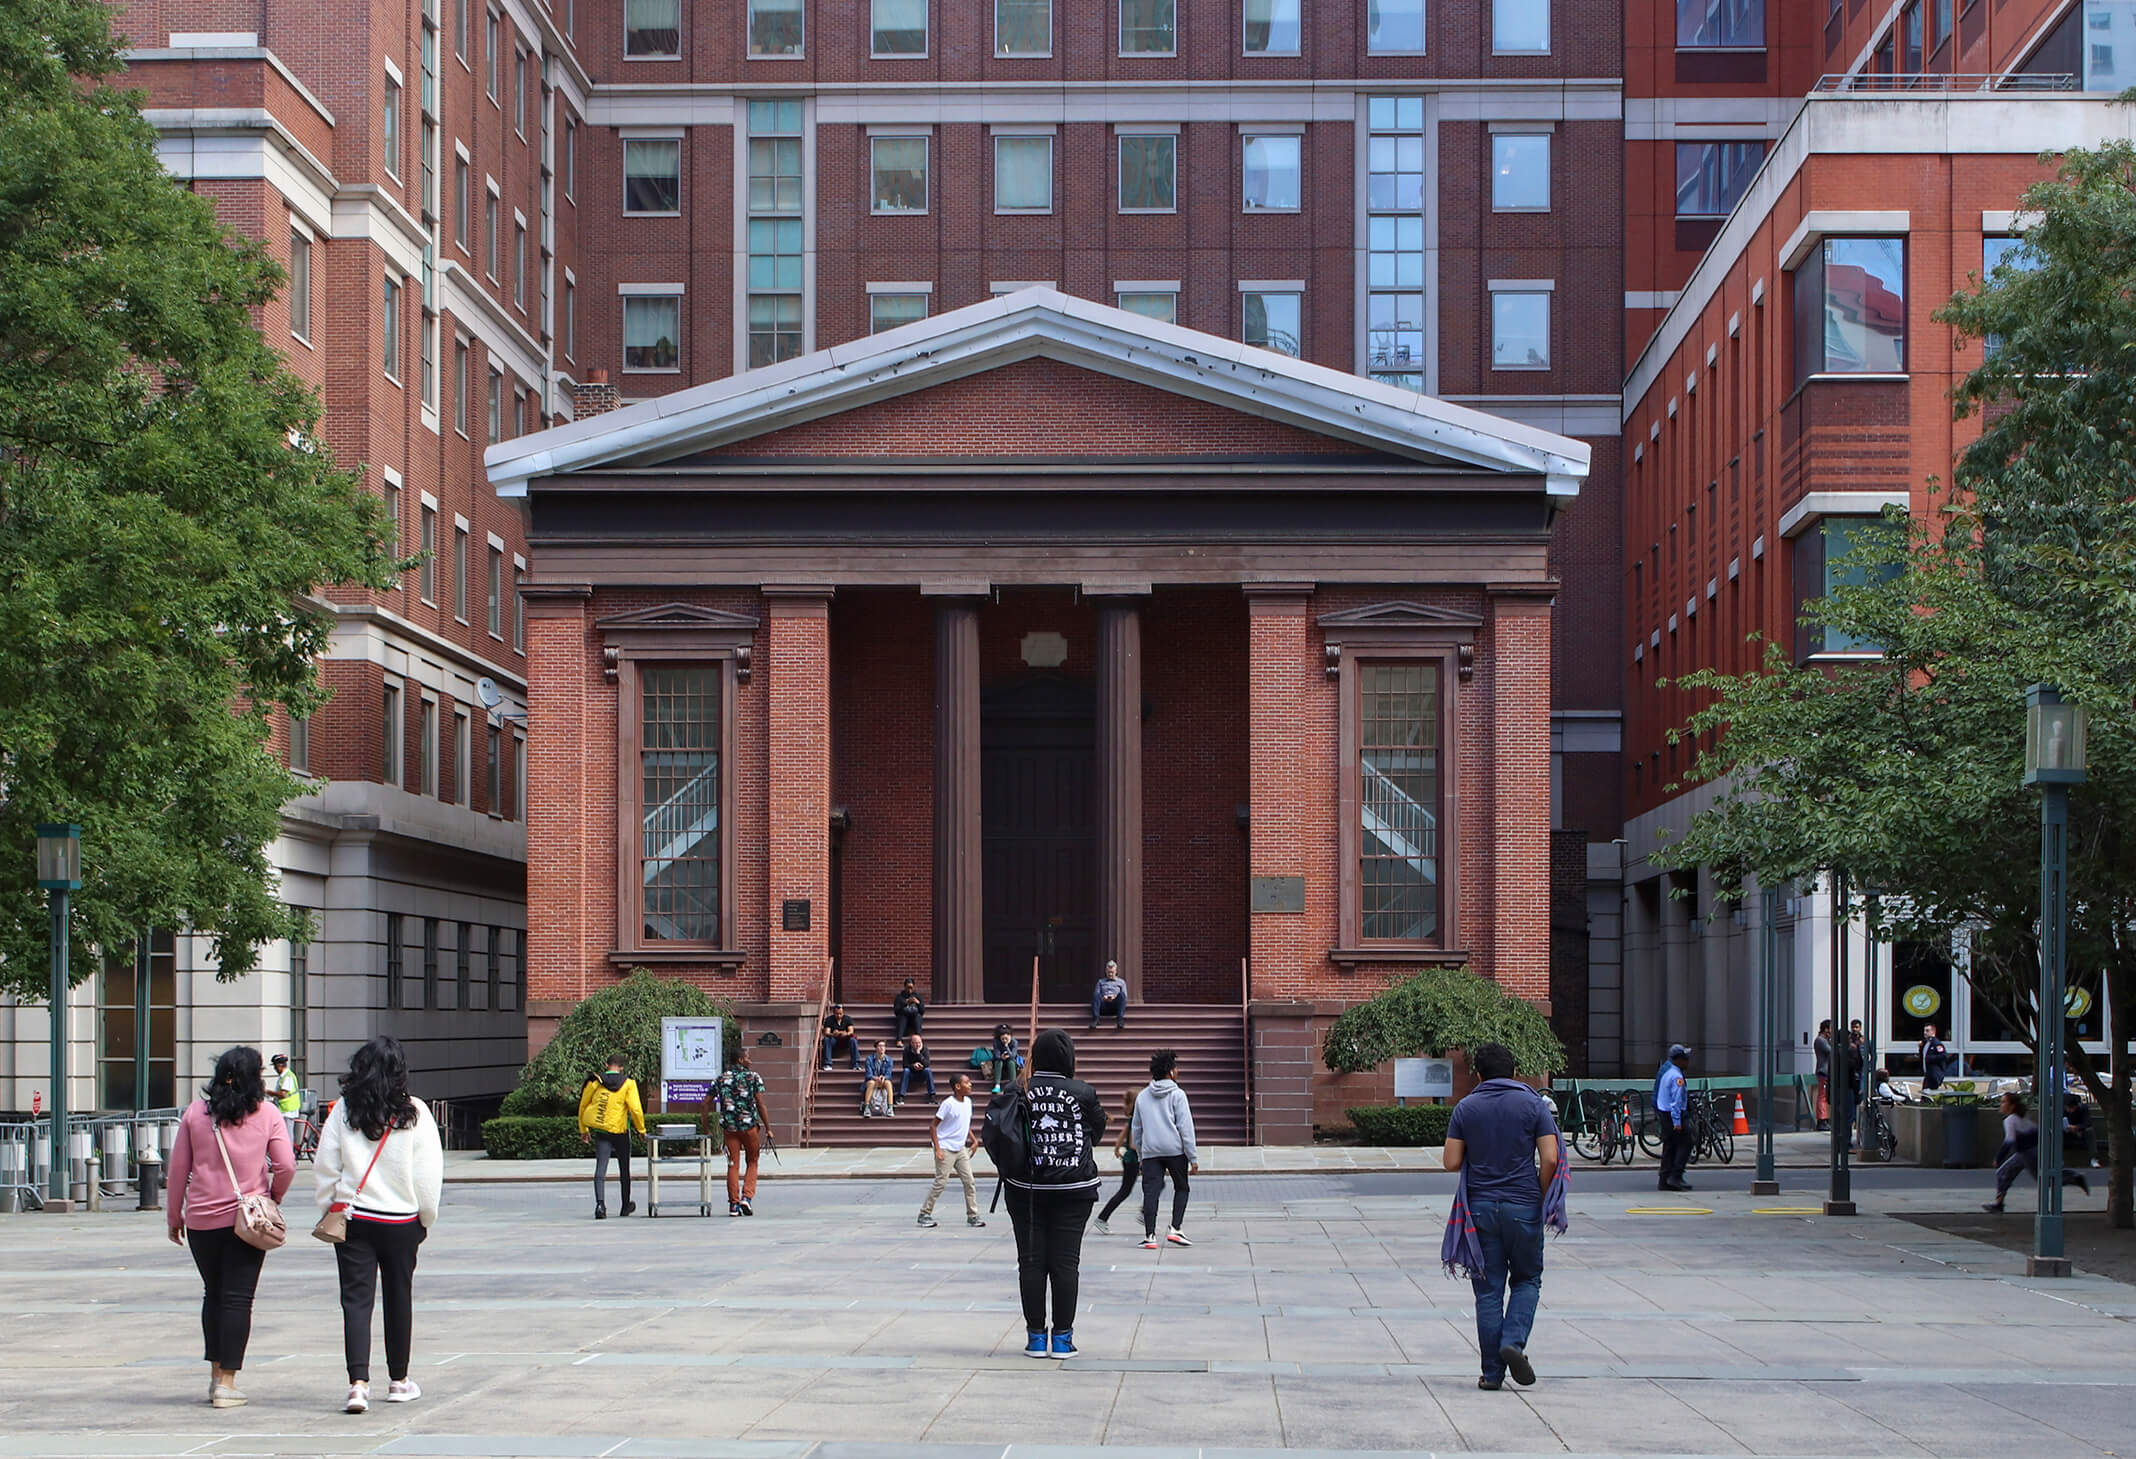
[749,0,804,55]
[870,292,929,332]
[1792,236,1906,384]
[1366,95,1426,392]
[1929,0,1950,53]
[1368,0,1424,51]
[1673,140,1763,218]
[290,712,311,775]
[625,0,679,54]
[514,389,525,438]
[1794,516,1898,658]
[287,918,309,1083]
[455,0,469,60]
[385,912,405,1010]
[383,682,404,786]
[383,477,401,556]
[419,696,438,796]
[421,309,437,410]
[624,295,682,370]
[514,730,526,821]
[1118,133,1177,212]
[747,106,805,211]
[639,666,722,943]
[565,117,577,196]
[454,157,470,248]
[996,0,1050,55]
[383,277,403,380]
[421,918,439,1009]
[1244,0,1300,53]
[873,0,927,53]
[418,503,437,601]
[514,564,526,650]
[485,192,498,277]
[624,138,681,213]
[487,723,502,810]
[453,339,469,434]
[1901,2,1922,70]
[421,120,437,218]
[1677,0,1763,48]
[513,221,526,307]
[289,230,311,342]
[564,279,576,358]
[993,134,1053,211]
[383,75,401,179]
[1491,132,1550,211]
[1981,235,2036,356]
[96,931,178,1110]
[488,545,504,636]
[1493,0,1549,52]
[485,9,499,96]
[454,922,471,1010]
[485,926,501,1009]
[747,294,802,368]
[1242,133,1301,212]
[1358,662,1441,942]
[1117,291,1176,323]
[503,928,521,1011]
[1243,291,1302,355]
[870,136,928,213]
[453,526,469,619]
[1490,289,1551,369]
[514,49,527,135]
[1120,0,1174,53]
[488,367,503,441]
[454,708,471,805]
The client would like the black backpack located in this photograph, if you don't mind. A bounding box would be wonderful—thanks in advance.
[981,1083,1031,1183]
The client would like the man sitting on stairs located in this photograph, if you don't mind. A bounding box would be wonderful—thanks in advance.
[1090,961,1128,1031]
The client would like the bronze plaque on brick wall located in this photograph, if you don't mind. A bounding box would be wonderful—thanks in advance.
[781,899,810,931]
[1250,876,1306,913]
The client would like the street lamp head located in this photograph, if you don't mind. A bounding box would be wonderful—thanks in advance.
[34,823,81,891]
[2023,685,2088,787]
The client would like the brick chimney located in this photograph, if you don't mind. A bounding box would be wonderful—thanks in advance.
[572,368,621,420]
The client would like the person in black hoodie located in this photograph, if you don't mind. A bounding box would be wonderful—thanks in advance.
[1005,1028,1107,1359]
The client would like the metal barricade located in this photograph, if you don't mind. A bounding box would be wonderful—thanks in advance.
[0,1111,186,1212]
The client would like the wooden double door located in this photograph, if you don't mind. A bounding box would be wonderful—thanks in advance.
[981,675,1096,1004]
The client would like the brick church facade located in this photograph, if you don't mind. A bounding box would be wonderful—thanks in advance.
[488,291,1586,1139]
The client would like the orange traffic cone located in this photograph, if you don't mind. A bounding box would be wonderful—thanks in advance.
[1731,1094,1750,1136]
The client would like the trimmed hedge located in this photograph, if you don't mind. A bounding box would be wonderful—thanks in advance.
[481,1115,653,1161]
[1346,1103,1455,1147]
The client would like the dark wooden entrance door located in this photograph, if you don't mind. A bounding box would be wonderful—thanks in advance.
[982,675,1096,1004]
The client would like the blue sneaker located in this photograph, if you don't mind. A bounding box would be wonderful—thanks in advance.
[1023,1331,1050,1359]
[1050,1329,1076,1358]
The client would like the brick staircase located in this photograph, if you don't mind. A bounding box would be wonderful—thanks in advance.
[802,1003,1248,1148]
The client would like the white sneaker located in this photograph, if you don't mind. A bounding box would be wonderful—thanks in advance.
[386,1378,421,1404]
[209,1383,246,1409]
[1095,1218,1111,1235]
[344,1381,370,1414]
[1167,1228,1194,1247]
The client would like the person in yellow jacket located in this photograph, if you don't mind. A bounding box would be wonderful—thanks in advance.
[577,1056,647,1219]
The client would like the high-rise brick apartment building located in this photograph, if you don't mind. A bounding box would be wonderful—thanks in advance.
[1613,0,2132,1085]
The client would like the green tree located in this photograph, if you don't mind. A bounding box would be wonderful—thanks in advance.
[501,969,740,1116]
[1661,138,2136,1226]
[1321,966,1564,1080]
[0,0,392,994]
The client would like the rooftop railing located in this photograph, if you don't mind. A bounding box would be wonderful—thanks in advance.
[1812,72,2078,94]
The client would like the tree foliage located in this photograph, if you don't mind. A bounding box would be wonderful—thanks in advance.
[0,0,392,994]
[501,970,740,1116]
[1321,966,1564,1079]
[1659,135,2136,1225]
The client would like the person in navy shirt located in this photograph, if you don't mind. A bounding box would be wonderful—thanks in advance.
[1655,1044,1693,1192]
[1442,1042,1560,1390]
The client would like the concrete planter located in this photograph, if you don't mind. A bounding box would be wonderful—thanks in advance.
[1891,1103,1996,1167]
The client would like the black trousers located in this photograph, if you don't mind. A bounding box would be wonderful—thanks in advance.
[1099,1155,1139,1222]
[1141,1153,1191,1236]
[1658,1122,1693,1187]
[1004,1186,1095,1332]
[336,1217,426,1383]
[894,1008,924,1041]
[591,1131,632,1209]
[187,1225,267,1371]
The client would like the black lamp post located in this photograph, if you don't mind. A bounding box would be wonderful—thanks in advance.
[2022,684,2085,1279]
[1751,882,1784,1195]
[1825,870,1856,1215]
[36,824,82,1210]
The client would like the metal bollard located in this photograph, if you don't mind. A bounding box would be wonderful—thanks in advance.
[0,1136,23,1214]
[102,1125,130,1198]
[69,1127,92,1206]
[136,1148,163,1211]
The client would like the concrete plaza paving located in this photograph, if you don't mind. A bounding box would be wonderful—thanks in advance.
[2,1167,2132,1459]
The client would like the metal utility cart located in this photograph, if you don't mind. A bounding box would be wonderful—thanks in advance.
[645,1122,716,1217]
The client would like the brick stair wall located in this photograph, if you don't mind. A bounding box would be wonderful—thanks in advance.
[802,1004,1247,1148]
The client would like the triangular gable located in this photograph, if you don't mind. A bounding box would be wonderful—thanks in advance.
[488,289,1589,497]
[1316,601,1486,630]
[593,603,763,631]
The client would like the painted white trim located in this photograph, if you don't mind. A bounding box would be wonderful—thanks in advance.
[1238,279,1305,292]
[1486,118,1556,133]
[382,465,403,487]
[1238,120,1306,134]
[1780,209,1910,271]
[1778,490,1910,539]
[437,262,547,391]
[1113,121,1180,135]
[1982,209,2044,233]
[1623,95,1801,140]
[487,531,508,551]
[617,125,685,140]
[1113,279,1180,293]
[618,281,687,295]
[454,513,472,532]
[988,121,1059,135]
[383,55,405,85]
[168,31,258,46]
[419,489,439,510]
[1625,290,1678,311]
[866,122,935,135]
[1487,278,1555,292]
[485,289,1591,496]
[866,280,935,293]
[1446,395,1622,437]
[989,280,1057,293]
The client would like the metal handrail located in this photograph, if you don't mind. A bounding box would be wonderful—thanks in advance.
[797,956,834,1146]
[1812,72,2076,94]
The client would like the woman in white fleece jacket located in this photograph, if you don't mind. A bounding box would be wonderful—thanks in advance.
[314,1035,444,1414]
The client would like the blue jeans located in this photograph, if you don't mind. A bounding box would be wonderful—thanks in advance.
[1091,989,1126,1028]
[1468,1199,1544,1381]
[901,1066,935,1100]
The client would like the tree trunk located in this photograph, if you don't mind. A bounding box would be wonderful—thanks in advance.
[2108,1096,2133,1230]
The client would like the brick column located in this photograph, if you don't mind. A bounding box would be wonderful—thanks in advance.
[1488,586,1553,1006]
[1095,597,1145,999]
[765,588,833,1005]
[932,598,983,1002]
[522,582,593,1056]
[1248,999,1318,1144]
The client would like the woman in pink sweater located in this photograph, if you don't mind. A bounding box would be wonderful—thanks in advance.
[166,1045,294,1409]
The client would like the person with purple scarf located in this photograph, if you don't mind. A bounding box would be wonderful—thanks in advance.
[1440,1042,1564,1391]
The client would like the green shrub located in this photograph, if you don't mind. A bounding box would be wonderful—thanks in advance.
[480,1115,653,1160]
[500,967,740,1117]
[1346,1104,1455,1147]
[1321,966,1563,1079]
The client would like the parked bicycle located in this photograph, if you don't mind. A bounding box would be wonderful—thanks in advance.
[1572,1088,1642,1165]
[1859,1092,1898,1162]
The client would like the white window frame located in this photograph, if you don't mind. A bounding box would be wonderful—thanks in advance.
[1114,285,1179,323]
[1367,0,1426,54]
[453,708,472,806]
[1116,130,1179,215]
[382,67,403,180]
[621,285,685,373]
[418,691,439,797]
[1118,0,1176,56]
[1492,0,1551,54]
[383,679,405,789]
[622,136,683,216]
[383,274,404,382]
[453,334,470,437]
[1242,0,1301,55]
[1488,279,1554,371]
[870,0,929,56]
[869,286,931,333]
[623,0,682,57]
[995,0,1052,57]
[1241,128,1302,213]
[747,0,806,57]
[992,131,1055,214]
[1489,128,1552,213]
[1239,281,1304,356]
[288,224,313,344]
[487,366,503,443]
[869,134,930,215]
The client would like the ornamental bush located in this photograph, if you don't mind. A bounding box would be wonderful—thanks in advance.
[1320,966,1562,1079]
[496,968,739,1117]
[1345,1104,1455,1147]
[479,1115,649,1160]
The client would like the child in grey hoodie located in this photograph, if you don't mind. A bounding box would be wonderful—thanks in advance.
[1130,1049,1198,1248]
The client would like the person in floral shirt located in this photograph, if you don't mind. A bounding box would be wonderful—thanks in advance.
[712,1048,771,1216]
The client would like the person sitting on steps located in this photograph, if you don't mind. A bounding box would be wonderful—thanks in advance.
[900,1034,936,1104]
[1090,961,1128,1031]
[892,979,926,1042]
[861,1041,897,1117]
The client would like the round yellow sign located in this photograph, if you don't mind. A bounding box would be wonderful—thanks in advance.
[2065,987,2093,1019]
[1902,985,1941,1019]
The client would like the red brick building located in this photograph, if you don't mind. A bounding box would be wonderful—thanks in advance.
[487,291,1587,1138]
